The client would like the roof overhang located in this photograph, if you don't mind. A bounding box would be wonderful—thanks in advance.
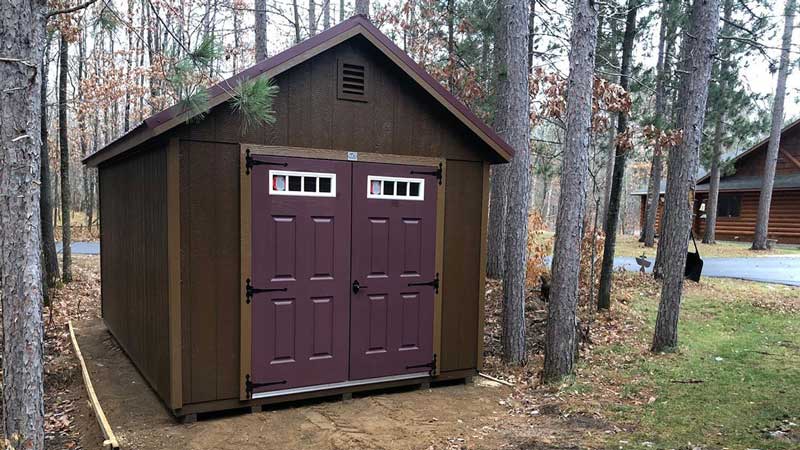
[83,15,514,167]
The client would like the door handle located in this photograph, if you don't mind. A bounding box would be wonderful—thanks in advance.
[352,280,368,294]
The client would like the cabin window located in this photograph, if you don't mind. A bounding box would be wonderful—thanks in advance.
[717,193,741,218]
[337,60,368,102]
[367,176,425,201]
[269,170,337,197]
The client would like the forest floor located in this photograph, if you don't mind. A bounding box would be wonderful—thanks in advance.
[540,232,800,258]
[40,255,800,449]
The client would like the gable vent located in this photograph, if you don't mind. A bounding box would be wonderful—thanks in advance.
[338,60,368,102]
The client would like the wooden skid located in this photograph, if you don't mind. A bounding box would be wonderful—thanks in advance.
[173,369,476,419]
[68,321,121,449]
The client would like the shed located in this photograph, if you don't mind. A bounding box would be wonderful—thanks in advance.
[83,15,512,419]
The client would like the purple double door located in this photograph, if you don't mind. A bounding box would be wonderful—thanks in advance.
[249,155,438,395]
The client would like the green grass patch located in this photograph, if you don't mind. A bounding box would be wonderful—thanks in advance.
[600,278,800,449]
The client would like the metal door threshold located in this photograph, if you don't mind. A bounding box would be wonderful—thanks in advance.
[251,372,430,399]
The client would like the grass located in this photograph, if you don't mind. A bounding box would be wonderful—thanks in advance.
[570,276,800,449]
[539,231,800,258]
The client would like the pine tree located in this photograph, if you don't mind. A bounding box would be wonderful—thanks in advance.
[498,0,531,365]
[752,0,796,250]
[1,0,47,447]
[597,0,637,311]
[543,0,598,382]
[652,0,719,352]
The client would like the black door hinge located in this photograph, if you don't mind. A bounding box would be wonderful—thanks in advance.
[245,278,288,304]
[245,149,288,175]
[406,354,437,376]
[410,162,443,185]
[245,374,287,398]
[407,273,439,294]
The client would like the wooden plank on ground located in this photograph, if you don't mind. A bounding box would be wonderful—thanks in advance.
[68,321,121,449]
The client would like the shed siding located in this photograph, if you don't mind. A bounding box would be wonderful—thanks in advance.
[165,36,492,406]
[179,140,241,405]
[99,147,171,403]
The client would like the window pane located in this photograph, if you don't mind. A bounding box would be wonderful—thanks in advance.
[288,176,302,191]
[319,177,332,193]
[397,181,407,196]
[273,175,286,191]
[409,182,420,197]
[304,176,317,192]
[370,180,382,195]
[384,181,395,195]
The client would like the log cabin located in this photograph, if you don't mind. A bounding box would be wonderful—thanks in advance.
[635,118,800,244]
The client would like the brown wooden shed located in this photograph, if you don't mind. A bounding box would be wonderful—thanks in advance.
[83,15,512,420]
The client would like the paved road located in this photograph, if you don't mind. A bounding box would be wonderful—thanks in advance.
[56,241,100,255]
[62,241,799,287]
[612,256,800,287]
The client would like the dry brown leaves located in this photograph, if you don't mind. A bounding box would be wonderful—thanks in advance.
[42,255,102,449]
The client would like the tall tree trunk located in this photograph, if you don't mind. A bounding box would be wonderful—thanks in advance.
[255,0,268,61]
[643,0,674,247]
[355,0,369,17]
[58,33,72,283]
[40,33,60,292]
[703,0,733,244]
[653,0,690,278]
[124,0,133,132]
[652,0,719,352]
[597,0,637,311]
[752,0,795,250]
[340,0,344,21]
[498,0,531,365]
[543,0,598,383]
[323,0,330,29]
[309,0,317,36]
[446,0,456,91]
[486,2,510,279]
[0,0,46,447]
[292,0,301,43]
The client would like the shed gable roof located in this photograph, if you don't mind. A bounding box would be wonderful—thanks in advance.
[83,15,513,167]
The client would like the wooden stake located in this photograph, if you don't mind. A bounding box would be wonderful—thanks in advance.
[68,321,120,449]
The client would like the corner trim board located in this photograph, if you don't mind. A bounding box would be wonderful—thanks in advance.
[167,137,183,409]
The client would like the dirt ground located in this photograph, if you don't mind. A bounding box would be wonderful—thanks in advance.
[72,319,613,450]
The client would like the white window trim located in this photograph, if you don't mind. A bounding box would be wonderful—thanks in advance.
[366,175,425,201]
[269,170,337,197]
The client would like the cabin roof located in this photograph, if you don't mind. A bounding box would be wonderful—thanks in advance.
[83,15,514,167]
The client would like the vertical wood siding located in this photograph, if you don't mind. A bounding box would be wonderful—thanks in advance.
[173,36,490,404]
[99,147,171,403]
[179,141,241,404]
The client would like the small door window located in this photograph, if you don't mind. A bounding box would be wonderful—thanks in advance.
[367,176,425,201]
[270,170,337,197]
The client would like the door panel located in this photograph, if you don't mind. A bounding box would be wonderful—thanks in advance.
[250,156,351,394]
[349,162,438,380]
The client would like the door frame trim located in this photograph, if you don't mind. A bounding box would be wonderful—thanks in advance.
[239,144,446,401]
[251,372,430,399]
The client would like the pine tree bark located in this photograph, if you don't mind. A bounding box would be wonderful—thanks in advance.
[652,0,719,352]
[642,0,672,248]
[58,32,72,282]
[703,0,733,244]
[255,0,268,61]
[0,0,47,447]
[40,33,60,291]
[498,0,531,365]
[543,0,598,383]
[355,0,369,17]
[292,0,301,43]
[752,0,795,250]
[486,4,510,279]
[323,0,330,29]
[597,0,637,311]
[309,0,317,36]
